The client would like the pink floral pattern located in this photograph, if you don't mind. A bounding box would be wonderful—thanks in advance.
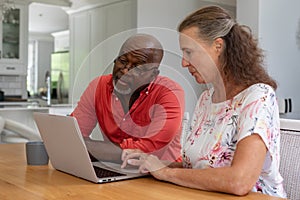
[182,84,286,198]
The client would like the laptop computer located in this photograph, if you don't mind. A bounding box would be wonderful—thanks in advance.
[33,112,146,183]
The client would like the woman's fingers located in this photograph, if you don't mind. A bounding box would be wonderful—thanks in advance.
[121,152,145,168]
[121,151,168,175]
[121,149,143,161]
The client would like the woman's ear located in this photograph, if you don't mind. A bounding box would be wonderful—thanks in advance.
[214,38,223,53]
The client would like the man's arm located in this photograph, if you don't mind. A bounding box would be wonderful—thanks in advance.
[84,137,123,163]
[71,77,99,137]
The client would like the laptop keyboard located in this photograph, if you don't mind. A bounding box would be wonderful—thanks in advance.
[93,165,125,178]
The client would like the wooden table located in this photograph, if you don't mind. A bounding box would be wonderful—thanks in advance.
[0,143,286,200]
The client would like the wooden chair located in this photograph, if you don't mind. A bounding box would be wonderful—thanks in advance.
[279,118,300,200]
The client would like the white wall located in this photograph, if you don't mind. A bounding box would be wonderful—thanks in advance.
[36,40,54,92]
[136,0,236,114]
[236,0,259,38]
[28,28,55,95]
[136,0,204,115]
[237,0,300,113]
[67,0,236,114]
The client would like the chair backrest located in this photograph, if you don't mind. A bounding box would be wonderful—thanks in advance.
[180,112,190,150]
[279,118,300,200]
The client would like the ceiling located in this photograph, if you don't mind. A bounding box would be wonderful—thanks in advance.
[28,0,236,35]
[28,0,112,35]
[29,3,69,35]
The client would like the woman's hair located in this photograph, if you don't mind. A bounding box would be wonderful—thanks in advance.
[178,5,277,90]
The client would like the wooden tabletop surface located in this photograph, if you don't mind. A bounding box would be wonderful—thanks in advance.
[0,143,286,200]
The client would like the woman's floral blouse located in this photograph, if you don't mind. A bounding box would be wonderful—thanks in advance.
[182,83,286,198]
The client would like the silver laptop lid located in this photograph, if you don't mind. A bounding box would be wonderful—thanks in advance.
[33,112,144,183]
[33,112,100,182]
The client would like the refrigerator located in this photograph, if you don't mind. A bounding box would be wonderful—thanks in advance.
[50,51,69,104]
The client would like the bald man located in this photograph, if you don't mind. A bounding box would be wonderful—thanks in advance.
[71,34,184,163]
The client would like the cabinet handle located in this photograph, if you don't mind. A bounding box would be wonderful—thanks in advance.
[6,66,16,70]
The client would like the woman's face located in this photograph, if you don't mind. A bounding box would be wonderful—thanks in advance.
[179,27,220,84]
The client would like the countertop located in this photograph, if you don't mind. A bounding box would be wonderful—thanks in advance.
[0,101,73,113]
[280,112,300,120]
[0,101,48,111]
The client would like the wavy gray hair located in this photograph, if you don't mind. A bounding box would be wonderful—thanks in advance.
[178,5,236,43]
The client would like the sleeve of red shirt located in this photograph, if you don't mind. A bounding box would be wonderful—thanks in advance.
[119,77,185,161]
[70,77,99,137]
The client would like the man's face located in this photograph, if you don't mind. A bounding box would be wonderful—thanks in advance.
[112,49,159,95]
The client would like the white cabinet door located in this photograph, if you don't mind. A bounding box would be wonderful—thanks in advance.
[89,0,137,80]
[105,1,137,37]
[0,64,25,75]
[69,11,90,103]
[0,3,28,75]
[89,6,107,80]
[69,0,137,104]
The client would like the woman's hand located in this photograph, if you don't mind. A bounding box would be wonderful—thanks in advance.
[121,149,144,161]
[121,150,170,179]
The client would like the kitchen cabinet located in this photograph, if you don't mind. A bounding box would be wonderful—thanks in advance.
[69,10,90,103]
[68,0,137,104]
[0,3,29,100]
[0,3,29,75]
[52,30,70,52]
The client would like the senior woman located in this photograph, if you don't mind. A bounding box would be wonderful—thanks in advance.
[121,5,286,198]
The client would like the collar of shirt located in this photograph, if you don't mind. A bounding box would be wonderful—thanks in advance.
[111,77,158,118]
[110,77,157,97]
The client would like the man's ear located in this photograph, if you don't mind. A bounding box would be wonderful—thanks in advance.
[152,68,160,76]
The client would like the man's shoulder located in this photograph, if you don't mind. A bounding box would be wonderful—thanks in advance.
[96,74,112,84]
[155,75,179,85]
[99,74,112,81]
[90,74,112,92]
[155,75,183,89]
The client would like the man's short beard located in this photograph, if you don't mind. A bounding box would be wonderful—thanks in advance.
[113,80,132,95]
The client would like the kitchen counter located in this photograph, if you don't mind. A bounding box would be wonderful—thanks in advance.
[48,104,74,115]
[280,112,300,120]
[0,102,48,111]
[0,103,48,143]
[0,104,48,130]
[0,101,73,121]
[0,102,73,144]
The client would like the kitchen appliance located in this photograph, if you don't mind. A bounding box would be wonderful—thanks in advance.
[0,90,4,101]
[50,51,69,104]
